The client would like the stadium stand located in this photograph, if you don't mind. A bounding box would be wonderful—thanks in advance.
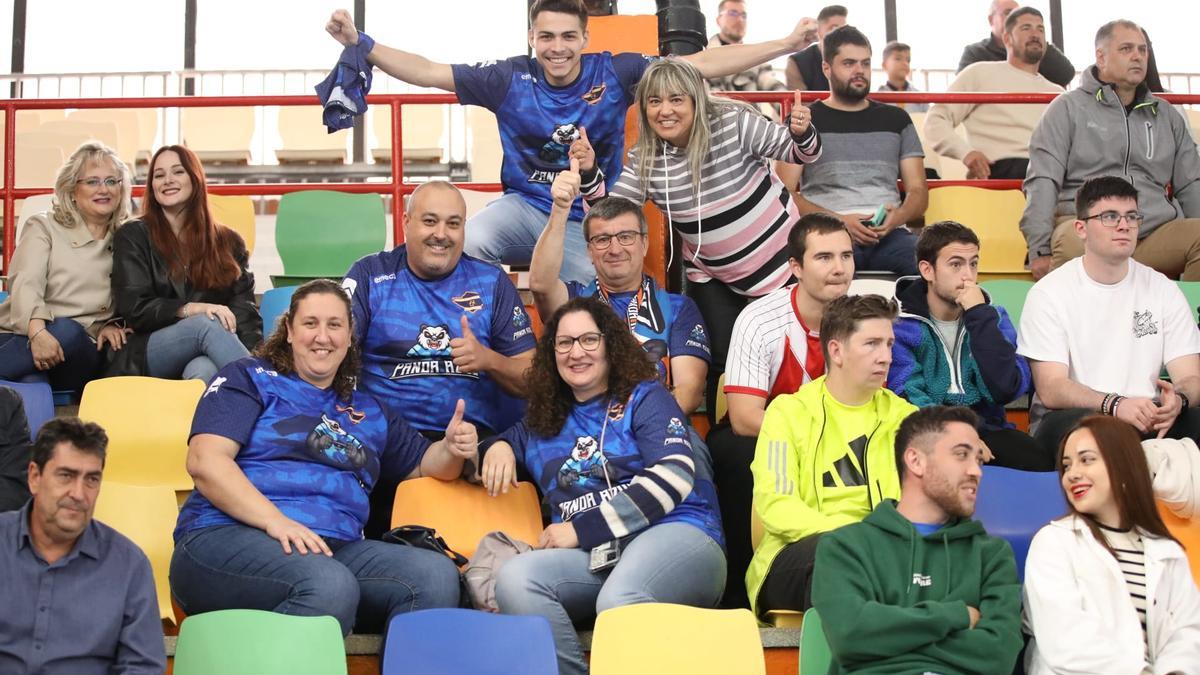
[172,610,347,675]
[258,285,297,338]
[208,193,257,254]
[180,106,255,165]
[382,609,557,675]
[589,603,765,675]
[93,481,182,625]
[0,379,53,439]
[798,608,832,675]
[973,466,1067,581]
[924,186,1028,278]
[271,189,385,287]
[276,104,349,165]
[390,477,542,559]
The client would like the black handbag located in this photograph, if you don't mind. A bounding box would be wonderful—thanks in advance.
[382,525,470,567]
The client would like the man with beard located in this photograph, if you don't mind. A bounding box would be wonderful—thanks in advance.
[958,0,1074,88]
[810,406,1023,674]
[795,26,927,277]
[1021,20,1200,281]
[746,293,916,617]
[890,221,1049,471]
[925,7,1063,180]
[342,181,537,537]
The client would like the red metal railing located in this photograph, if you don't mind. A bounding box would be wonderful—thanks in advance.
[5,90,1199,271]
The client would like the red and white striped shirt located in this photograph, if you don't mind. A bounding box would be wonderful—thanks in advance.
[724,284,824,401]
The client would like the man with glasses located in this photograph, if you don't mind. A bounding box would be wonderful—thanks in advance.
[1018,175,1200,450]
[705,1,788,120]
[531,161,711,417]
[1021,19,1200,281]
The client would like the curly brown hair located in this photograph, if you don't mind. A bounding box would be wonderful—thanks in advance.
[526,297,658,438]
[254,279,361,401]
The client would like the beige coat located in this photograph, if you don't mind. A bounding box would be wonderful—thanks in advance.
[0,211,117,338]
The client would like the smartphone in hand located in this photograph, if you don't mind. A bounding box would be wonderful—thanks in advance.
[861,204,888,229]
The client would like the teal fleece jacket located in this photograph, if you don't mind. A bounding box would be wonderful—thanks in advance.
[811,500,1023,674]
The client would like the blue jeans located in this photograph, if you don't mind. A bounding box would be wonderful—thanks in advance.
[0,318,100,392]
[495,522,726,675]
[463,192,595,284]
[146,315,250,382]
[853,227,918,276]
[170,524,462,636]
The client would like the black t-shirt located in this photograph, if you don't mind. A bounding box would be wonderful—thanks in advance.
[788,44,829,90]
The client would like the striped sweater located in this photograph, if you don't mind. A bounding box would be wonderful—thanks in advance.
[587,105,822,297]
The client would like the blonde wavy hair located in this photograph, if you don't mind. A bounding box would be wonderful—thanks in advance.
[50,141,132,230]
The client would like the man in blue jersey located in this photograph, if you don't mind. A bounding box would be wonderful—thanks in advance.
[343,181,537,537]
[529,158,711,416]
[326,0,817,283]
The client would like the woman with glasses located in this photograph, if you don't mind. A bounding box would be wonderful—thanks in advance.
[0,142,133,393]
[582,57,822,413]
[481,296,725,675]
[1023,415,1200,673]
[109,145,261,381]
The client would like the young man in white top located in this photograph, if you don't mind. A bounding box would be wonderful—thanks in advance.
[924,6,1063,181]
[709,211,853,609]
[1018,175,1200,451]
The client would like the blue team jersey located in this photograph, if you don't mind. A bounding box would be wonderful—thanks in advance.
[175,357,428,542]
[565,281,711,383]
[498,381,723,549]
[344,246,536,433]
[452,52,653,221]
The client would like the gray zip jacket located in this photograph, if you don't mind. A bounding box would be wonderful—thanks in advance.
[1020,65,1200,258]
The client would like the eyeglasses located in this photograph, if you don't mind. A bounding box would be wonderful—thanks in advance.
[720,9,748,19]
[587,230,645,250]
[76,177,123,190]
[553,332,604,354]
[1082,210,1145,227]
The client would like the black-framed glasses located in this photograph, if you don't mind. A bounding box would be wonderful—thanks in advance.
[76,177,123,190]
[553,332,604,354]
[587,230,645,250]
[1082,210,1145,227]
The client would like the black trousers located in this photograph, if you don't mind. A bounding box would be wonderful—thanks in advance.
[1034,407,1200,455]
[987,157,1030,180]
[982,427,1056,472]
[757,532,825,615]
[685,279,751,424]
[708,422,757,609]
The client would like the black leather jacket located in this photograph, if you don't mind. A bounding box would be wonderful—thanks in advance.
[107,219,262,376]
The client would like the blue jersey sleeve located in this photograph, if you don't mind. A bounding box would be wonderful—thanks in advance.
[564,280,585,300]
[493,420,531,468]
[190,360,263,445]
[451,58,517,111]
[489,275,538,356]
[612,52,654,102]
[669,295,712,362]
[343,258,373,344]
[380,403,431,483]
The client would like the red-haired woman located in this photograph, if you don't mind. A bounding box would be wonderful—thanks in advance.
[110,145,261,381]
[1023,415,1200,674]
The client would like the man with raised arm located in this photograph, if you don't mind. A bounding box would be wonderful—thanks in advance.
[326,0,817,283]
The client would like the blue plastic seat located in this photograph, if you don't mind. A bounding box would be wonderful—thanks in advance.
[260,286,298,338]
[973,466,1067,580]
[382,609,557,675]
[0,379,54,440]
[0,290,8,303]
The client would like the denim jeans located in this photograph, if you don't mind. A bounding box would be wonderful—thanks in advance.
[853,227,919,276]
[463,192,595,284]
[0,318,100,392]
[170,524,462,636]
[495,522,726,675]
[146,315,250,382]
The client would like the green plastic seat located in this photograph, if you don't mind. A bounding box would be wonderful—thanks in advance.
[799,607,832,675]
[979,279,1034,329]
[1176,281,1200,323]
[173,609,347,675]
[274,190,386,280]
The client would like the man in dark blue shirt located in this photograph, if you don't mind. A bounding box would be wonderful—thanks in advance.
[0,418,165,674]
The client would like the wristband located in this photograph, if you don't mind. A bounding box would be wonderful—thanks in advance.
[1100,392,1117,416]
[29,327,48,342]
[1111,395,1126,418]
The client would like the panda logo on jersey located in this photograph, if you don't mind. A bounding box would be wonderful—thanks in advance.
[557,435,609,489]
[406,323,452,356]
[306,414,368,469]
[538,123,579,164]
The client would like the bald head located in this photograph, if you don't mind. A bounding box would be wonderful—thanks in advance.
[403,181,467,279]
[405,180,466,217]
[988,0,1018,40]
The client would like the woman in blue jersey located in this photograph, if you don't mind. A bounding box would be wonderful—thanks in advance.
[1023,416,1200,673]
[482,296,725,675]
[169,280,473,636]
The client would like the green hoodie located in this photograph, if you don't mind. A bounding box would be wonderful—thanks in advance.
[811,501,1023,674]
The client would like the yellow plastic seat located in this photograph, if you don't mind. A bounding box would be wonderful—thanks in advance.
[208,193,257,255]
[925,186,1029,277]
[590,603,766,675]
[390,477,543,559]
[276,105,348,164]
[93,481,180,624]
[181,107,255,164]
[749,506,804,628]
[78,377,206,492]
[68,109,142,168]
[371,103,446,164]
[1158,501,1200,585]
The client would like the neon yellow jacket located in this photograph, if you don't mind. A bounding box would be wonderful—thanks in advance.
[746,375,916,616]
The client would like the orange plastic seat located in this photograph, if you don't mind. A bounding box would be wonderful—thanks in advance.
[390,477,543,559]
[1158,501,1200,584]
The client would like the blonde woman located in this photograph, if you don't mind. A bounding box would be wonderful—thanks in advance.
[0,142,132,392]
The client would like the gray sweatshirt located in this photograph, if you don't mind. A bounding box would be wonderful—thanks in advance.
[1020,66,1200,258]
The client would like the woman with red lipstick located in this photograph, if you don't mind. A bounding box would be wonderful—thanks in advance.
[1023,415,1200,674]
[0,142,133,392]
[109,145,261,381]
